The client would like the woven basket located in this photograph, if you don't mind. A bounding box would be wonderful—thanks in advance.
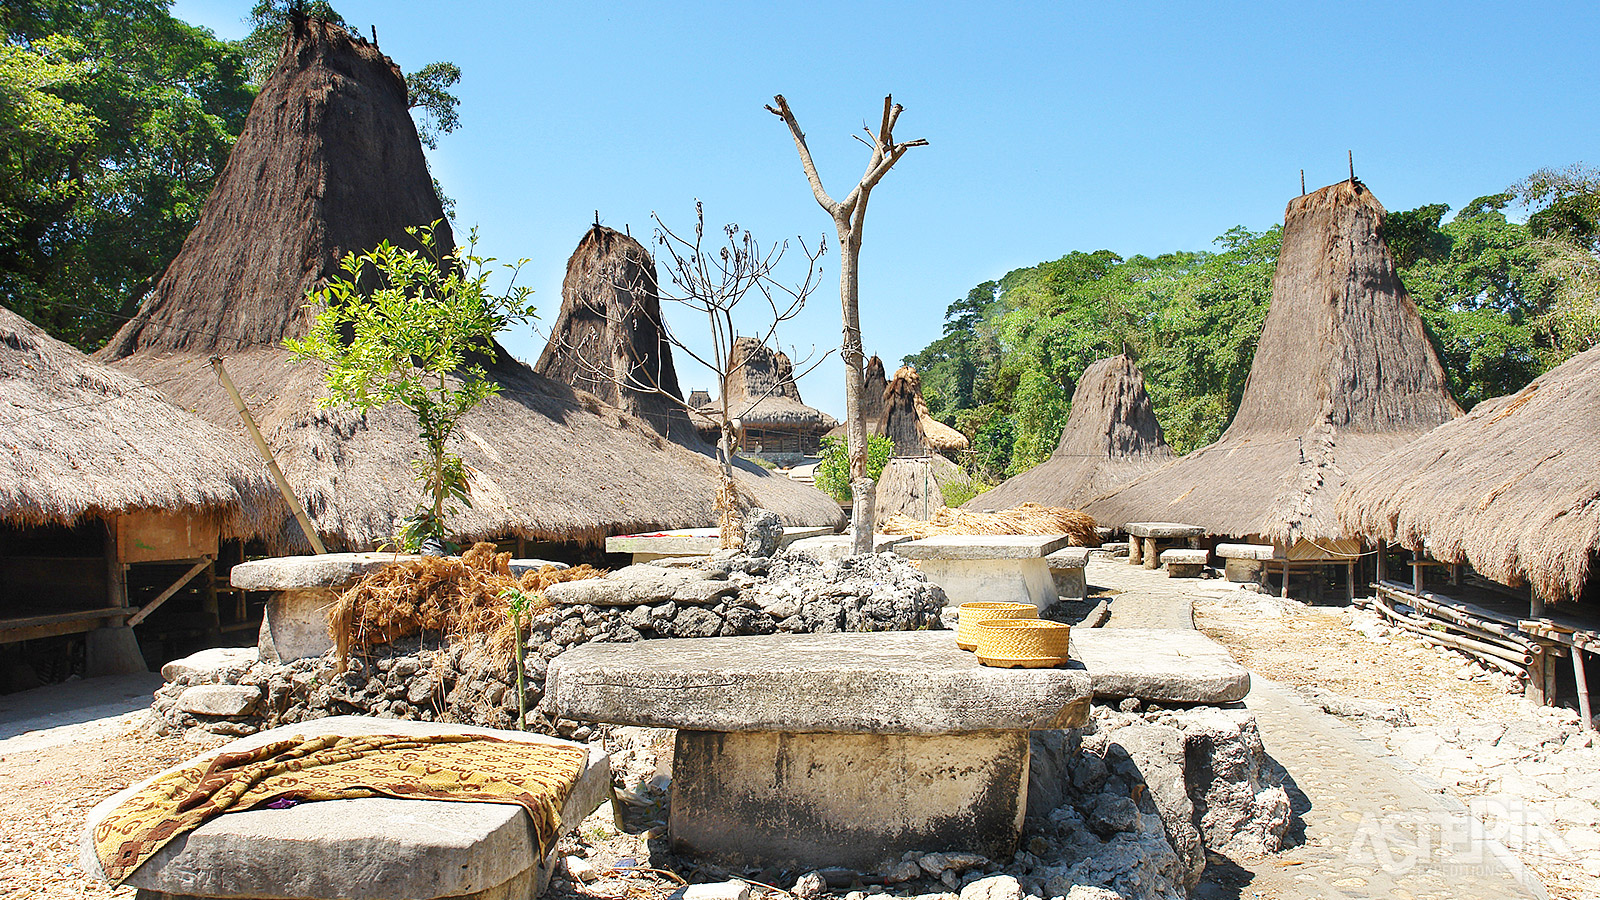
[973,619,1071,668]
[955,602,1037,650]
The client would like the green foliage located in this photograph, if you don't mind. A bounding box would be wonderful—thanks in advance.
[499,587,533,730]
[286,222,535,550]
[938,474,993,509]
[1,1,254,347]
[814,434,893,503]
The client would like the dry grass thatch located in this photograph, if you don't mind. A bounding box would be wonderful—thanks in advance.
[1084,180,1461,544]
[328,542,603,660]
[874,454,967,520]
[96,17,844,551]
[881,365,969,457]
[880,502,1099,545]
[697,336,838,432]
[0,305,279,534]
[968,354,1172,511]
[1338,345,1600,603]
[825,354,888,442]
[535,224,698,445]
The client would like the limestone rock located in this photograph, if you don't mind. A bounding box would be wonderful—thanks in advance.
[742,508,784,557]
[544,565,736,607]
[162,647,258,683]
[792,871,828,899]
[177,684,261,717]
[679,881,751,900]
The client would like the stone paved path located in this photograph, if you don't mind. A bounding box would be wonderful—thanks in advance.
[1088,557,1546,899]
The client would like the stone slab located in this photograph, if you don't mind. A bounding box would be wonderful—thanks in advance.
[1224,558,1266,583]
[1215,543,1278,561]
[918,556,1059,611]
[231,553,415,591]
[161,647,259,682]
[1069,628,1250,704]
[1159,550,1208,564]
[785,533,912,561]
[893,534,1071,560]
[671,729,1028,871]
[1125,522,1204,540]
[81,716,610,900]
[605,526,834,559]
[258,587,337,664]
[177,684,261,717]
[541,564,734,607]
[1046,548,1092,569]
[546,631,1091,734]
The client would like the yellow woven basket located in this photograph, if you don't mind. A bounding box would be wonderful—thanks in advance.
[973,619,1071,668]
[955,602,1037,650]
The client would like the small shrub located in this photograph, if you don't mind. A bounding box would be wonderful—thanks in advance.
[814,433,893,502]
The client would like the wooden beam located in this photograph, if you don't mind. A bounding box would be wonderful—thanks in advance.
[127,558,212,627]
[1576,648,1594,732]
[0,608,131,644]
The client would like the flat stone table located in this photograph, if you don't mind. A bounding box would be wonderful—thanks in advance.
[233,552,417,663]
[546,631,1091,871]
[1069,628,1251,703]
[605,526,834,564]
[1125,522,1204,570]
[893,534,1071,612]
[80,716,611,900]
[1046,547,1092,602]
[785,532,913,561]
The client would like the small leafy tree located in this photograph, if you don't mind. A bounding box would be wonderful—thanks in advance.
[814,434,892,504]
[286,221,534,551]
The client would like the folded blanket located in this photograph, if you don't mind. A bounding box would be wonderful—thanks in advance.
[92,732,590,885]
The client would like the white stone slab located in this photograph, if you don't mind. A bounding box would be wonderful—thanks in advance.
[1215,543,1278,561]
[1046,548,1092,569]
[80,716,610,900]
[1159,550,1208,564]
[893,534,1071,560]
[231,553,415,591]
[1069,629,1250,703]
[1126,522,1204,539]
[785,533,912,561]
[161,647,259,682]
[918,556,1060,610]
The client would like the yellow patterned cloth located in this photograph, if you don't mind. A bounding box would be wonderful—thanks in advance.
[92,732,591,886]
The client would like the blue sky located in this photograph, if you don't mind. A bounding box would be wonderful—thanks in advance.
[172,1,1599,419]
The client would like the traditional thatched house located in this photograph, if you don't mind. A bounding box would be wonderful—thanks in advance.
[1,306,279,685]
[966,353,1172,511]
[824,354,888,443]
[1084,179,1461,563]
[1339,344,1600,607]
[535,224,697,444]
[873,366,970,519]
[99,16,842,553]
[694,336,838,457]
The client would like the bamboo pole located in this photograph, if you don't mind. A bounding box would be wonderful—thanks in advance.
[211,357,328,554]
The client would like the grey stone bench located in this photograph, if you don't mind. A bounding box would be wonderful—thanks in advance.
[605,526,834,564]
[546,631,1090,871]
[80,716,611,900]
[893,534,1071,612]
[1045,547,1092,602]
[232,553,417,663]
[1125,522,1204,570]
[1070,629,1250,703]
[1160,548,1209,578]
[1215,543,1277,586]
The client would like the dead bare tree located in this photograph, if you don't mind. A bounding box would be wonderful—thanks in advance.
[541,204,828,546]
[767,94,926,553]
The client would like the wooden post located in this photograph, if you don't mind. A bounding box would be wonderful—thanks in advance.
[1280,562,1290,599]
[1412,549,1423,595]
[104,520,128,609]
[1346,560,1356,603]
[1575,648,1594,731]
[212,357,328,554]
[1450,563,1462,587]
[202,560,221,644]
[1531,590,1546,619]
[1375,542,1385,583]
[1528,648,1549,705]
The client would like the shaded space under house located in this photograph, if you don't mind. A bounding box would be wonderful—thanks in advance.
[1083,178,1462,596]
[966,353,1172,512]
[0,306,281,690]
[692,337,839,461]
[98,15,842,557]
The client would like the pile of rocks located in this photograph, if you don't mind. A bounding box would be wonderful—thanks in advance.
[147,544,947,739]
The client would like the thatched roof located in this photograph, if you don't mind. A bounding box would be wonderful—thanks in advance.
[880,365,969,457]
[1084,179,1461,544]
[535,224,698,445]
[97,17,842,551]
[874,454,966,520]
[0,306,277,533]
[824,355,888,443]
[697,337,838,432]
[966,354,1172,510]
[1339,345,1600,603]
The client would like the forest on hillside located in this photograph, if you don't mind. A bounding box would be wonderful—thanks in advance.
[906,171,1600,482]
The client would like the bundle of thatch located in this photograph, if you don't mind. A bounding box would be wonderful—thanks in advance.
[967,354,1172,510]
[880,365,969,457]
[1084,179,1461,550]
[824,354,888,442]
[535,224,696,444]
[1339,345,1600,603]
[694,336,838,437]
[0,305,277,534]
[879,503,1098,545]
[98,16,842,551]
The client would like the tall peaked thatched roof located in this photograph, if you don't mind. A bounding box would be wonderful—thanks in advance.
[1339,345,1600,603]
[535,224,697,444]
[97,17,842,550]
[881,365,969,457]
[699,337,837,432]
[1084,179,1461,544]
[824,354,888,442]
[966,354,1172,510]
[1,306,277,533]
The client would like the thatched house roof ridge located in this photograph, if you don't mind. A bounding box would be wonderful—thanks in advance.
[1083,179,1461,544]
[699,337,838,431]
[965,353,1172,510]
[0,306,279,533]
[97,17,842,550]
[880,365,969,457]
[536,224,699,444]
[1338,345,1600,603]
[825,354,889,443]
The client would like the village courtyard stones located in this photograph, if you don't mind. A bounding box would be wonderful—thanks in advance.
[546,631,1093,870]
[81,716,612,900]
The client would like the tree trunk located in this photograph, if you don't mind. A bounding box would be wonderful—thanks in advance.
[838,217,874,554]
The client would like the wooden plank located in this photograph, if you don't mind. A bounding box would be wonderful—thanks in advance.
[127,558,212,627]
[117,511,220,564]
[0,608,131,644]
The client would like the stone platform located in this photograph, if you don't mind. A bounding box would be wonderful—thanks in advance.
[233,553,416,663]
[546,631,1090,870]
[80,717,611,900]
[893,534,1070,612]
[1070,628,1251,704]
[605,526,834,564]
[1125,522,1204,570]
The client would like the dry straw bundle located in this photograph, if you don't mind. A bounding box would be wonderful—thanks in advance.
[879,502,1098,545]
[328,542,603,662]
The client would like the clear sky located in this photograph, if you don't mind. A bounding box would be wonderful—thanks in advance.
[171,1,1599,420]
